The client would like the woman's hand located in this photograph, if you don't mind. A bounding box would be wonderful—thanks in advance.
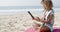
[32,17,41,21]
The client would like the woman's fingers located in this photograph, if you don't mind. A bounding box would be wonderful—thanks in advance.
[32,17,40,21]
[36,17,40,21]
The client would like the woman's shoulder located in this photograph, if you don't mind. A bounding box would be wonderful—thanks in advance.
[49,9,54,15]
[51,9,54,12]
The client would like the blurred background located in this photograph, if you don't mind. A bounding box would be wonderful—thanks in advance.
[0,0,60,32]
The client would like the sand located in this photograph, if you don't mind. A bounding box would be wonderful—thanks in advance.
[0,11,60,32]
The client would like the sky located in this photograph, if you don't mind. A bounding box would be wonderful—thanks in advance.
[0,0,60,6]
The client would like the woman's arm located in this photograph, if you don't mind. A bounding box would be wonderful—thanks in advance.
[32,14,54,24]
[42,14,54,24]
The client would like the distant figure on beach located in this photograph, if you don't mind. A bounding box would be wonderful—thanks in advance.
[25,0,54,32]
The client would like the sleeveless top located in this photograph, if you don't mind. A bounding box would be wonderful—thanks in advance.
[43,9,54,31]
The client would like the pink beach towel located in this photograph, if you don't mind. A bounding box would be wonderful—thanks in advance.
[25,27,40,32]
[53,27,60,32]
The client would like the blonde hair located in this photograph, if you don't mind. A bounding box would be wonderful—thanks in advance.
[41,0,53,11]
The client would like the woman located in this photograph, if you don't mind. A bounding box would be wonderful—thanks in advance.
[25,0,54,32]
[33,0,54,32]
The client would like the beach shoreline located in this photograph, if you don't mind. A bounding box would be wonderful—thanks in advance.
[0,9,60,32]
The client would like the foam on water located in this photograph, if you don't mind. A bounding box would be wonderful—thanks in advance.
[0,8,59,15]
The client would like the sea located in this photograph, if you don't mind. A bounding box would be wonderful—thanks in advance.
[0,6,60,15]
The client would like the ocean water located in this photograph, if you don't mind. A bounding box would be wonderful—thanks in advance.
[0,6,60,15]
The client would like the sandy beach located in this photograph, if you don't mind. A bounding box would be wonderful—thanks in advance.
[0,10,60,32]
